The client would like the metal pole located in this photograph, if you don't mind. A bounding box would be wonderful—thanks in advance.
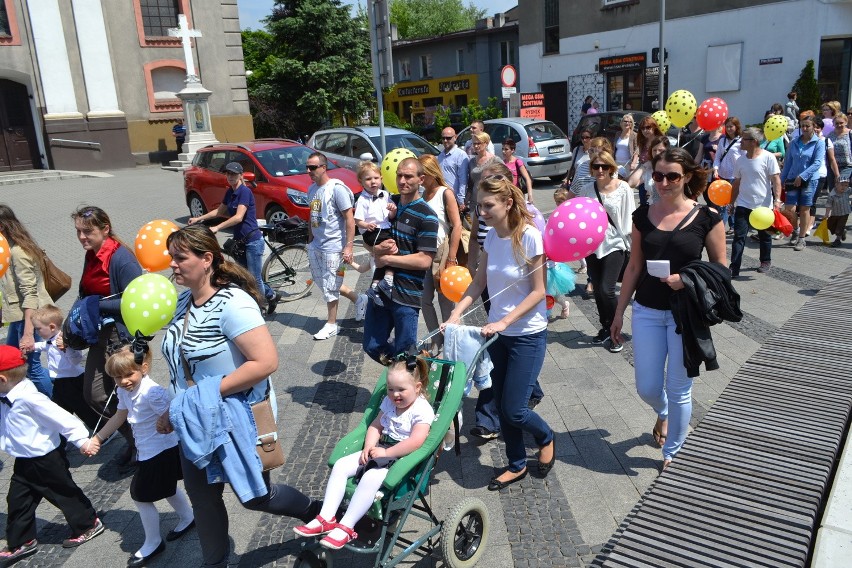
[368,1,387,157]
[659,0,666,105]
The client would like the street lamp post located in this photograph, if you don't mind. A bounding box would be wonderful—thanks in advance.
[659,0,666,105]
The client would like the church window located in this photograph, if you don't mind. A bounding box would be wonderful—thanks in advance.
[140,0,181,37]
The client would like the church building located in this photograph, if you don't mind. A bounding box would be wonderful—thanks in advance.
[0,0,253,171]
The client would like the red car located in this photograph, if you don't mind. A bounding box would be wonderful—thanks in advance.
[183,139,362,224]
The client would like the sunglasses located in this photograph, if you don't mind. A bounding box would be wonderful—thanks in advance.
[834,122,847,127]
[651,171,684,183]
[306,164,325,171]
[581,136,591,140]
[590,163,610,171]
[741,137,755,142]
[641,126,655,131]
[441,136,455,140]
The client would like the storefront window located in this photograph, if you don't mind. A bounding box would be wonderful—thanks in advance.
[819,38,850,108]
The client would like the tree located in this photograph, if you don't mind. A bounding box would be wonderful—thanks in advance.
[245,0,374,137]
[390,0,486,40]
[792,60,821,115]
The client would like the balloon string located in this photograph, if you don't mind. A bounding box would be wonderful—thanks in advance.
[419,260,547,344]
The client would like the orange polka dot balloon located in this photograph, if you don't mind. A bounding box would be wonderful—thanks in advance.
[135,220,178,272]
[0,232,10,279]
[440,265,472,303]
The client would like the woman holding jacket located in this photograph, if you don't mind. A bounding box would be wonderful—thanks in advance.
[611,148,726,470]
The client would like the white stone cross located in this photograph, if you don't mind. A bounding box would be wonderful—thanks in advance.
[168,14,202,79]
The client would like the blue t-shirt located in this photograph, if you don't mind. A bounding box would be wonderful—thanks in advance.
[172,124,186,140]
[390,197,438,308]
[224,184,261,242]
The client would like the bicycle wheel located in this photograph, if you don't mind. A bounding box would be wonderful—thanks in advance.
[262,244,312,302]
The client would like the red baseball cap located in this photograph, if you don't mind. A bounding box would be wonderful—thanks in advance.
[0,345,27,373]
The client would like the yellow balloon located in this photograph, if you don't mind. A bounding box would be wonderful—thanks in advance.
[651,110,671,134]
[665,90,697,128]
[764,115,788,141]
[749,206,775,230]
[380,148,416,194]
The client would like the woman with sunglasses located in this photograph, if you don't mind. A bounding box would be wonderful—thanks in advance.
[465,132,503,277]
[444,176,553,491]
[781,115,826,251]
[568,151,634,352]
[828,113,851,189]
[563,129,594,191]
[614,114,637,178]
[635,117,664,206]
[611,148,726,470]
[628,136,672,205]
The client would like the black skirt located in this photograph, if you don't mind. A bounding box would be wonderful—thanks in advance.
[130,445,183,503]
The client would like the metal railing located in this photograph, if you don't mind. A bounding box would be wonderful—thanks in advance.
[49,138,101,150]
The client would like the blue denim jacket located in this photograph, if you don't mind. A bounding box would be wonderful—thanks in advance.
[169,376,267,503]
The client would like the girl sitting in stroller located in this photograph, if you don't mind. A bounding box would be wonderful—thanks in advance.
[294,352,434,549]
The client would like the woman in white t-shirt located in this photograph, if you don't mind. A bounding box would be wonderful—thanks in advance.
[445,176,554,492]
[614,114,637,178]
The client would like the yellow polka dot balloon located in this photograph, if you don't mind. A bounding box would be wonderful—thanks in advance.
[651,110,671,134]
[665,90,697,128]
[764,115,788,142]
[135,220,178,272]
[0,232,10,279]
[120,273,178,336]
[380,148,416,194]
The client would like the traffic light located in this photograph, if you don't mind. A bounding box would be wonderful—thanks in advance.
[652,48,668,64]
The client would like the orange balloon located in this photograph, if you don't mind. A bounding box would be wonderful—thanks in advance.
[135,220,179,272]
[0,232,10,279]
[440,266,472,303]
[707,179,733,206]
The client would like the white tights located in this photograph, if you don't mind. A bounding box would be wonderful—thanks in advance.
[318,452,388,538]
[132,492,194,557]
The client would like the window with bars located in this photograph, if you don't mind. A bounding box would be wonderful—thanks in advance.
[544,0,559,55]
[140,0,180,37]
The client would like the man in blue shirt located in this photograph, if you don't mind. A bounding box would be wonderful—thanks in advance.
[437,127,469,207]
[172,119,186,153]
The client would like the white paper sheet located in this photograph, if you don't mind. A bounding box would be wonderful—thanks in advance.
[646,260,671,279]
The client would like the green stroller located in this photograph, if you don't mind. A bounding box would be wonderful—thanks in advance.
[293,338,496,568]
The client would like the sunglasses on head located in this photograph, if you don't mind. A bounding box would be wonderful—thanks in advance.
[590,163,610,171]
[651,171,684,183]
[306,164,324,171]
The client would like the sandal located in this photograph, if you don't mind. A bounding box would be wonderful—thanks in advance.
[320,524,357,550]
[651,418,668,448]
[293,515,337,537]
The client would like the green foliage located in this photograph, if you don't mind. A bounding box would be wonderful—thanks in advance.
[390,0,486,40]
[243,0,375,137]
[792,60,821,115]
[382,110,411,130]
[434,106,452,131]
[459,98,503,125]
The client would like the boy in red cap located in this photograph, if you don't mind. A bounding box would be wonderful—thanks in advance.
[0,345,104,563]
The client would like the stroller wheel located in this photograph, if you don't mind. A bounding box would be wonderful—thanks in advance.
[441,497,489,567]
[294,549,333,568]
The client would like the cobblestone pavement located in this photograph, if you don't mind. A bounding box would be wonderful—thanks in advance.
[0,168,848,567]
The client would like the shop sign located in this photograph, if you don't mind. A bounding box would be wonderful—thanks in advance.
[519,92,545,120]
[599,53,646,73]
[439,79,470,92]
[397,84,430,97]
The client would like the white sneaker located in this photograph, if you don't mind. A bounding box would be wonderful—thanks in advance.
[313,323,339,341]
[354,294,368,322]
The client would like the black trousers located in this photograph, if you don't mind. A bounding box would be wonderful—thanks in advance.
[586,250,626,332]
[52,374,101,431]
[6,447,96,549]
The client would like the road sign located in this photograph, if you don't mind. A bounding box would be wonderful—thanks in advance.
[501,65,517,88]
[502,86,516,99]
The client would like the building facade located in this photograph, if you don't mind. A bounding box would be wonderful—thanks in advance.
[517,0,852,135]
[0,0,253,171]
[385,9,519,129]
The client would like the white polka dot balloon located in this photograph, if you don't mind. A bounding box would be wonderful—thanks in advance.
[0,232,10,279]
[135,220,178,272]
[543,197,608,262]
[120,273,178,336]
[695,97,728,131]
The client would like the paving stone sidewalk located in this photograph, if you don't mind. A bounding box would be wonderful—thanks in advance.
[0,168,849,566]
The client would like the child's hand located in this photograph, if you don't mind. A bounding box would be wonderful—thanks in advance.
[360,446,374,465]
[368,446,387,459]
[366,222,378,231]
[81,438,100,456]
[156,412,173,434]
[387,202,397,214]
[55,332,66,351]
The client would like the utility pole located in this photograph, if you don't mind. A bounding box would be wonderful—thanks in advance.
[659,0,666,105]
[368,0,393,157]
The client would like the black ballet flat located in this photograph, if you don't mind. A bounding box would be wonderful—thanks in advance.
[127,540,165,567]
[487,468,527,491]
[165,520,195,542]
[538,435,556,477]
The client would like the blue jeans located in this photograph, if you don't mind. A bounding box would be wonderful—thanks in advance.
[7,321,51,397]
[363,300,420,363]
[730,206,772,275]
[474,382,545,433]
[236,237,274,300]
[631,302,692,462]
[488,330,553,472]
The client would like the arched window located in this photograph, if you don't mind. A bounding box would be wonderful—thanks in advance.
[0,0,22,46]
[133,0,191,47]
[143,60,185,112]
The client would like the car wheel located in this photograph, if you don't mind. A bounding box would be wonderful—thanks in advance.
[188,193,207,218]
[550,175,566,183]
[266,205,288,225]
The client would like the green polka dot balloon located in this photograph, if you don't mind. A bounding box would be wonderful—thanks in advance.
[665,90,697,128]
[120,273,178,336]
[380,148,416,194]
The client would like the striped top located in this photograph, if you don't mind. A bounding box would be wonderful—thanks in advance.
[390,196,439,308]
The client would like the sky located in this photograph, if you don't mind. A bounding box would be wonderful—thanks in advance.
[237,0,518,31]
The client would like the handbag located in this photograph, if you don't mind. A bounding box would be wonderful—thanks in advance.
[515,159,528,194]
[593,183,631,282]
[42,252,71,302]
[180,311,284,471]
[222,238,245,258]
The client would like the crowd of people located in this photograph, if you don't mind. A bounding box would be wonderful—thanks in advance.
[0,97,848,565]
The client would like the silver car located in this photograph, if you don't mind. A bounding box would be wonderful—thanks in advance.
[308,126,439,173]
[457,118,573,182]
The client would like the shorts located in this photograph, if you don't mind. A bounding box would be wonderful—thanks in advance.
[308,248,344,302]
[361,227,394,248]
[784,178,818,208]
[130,445,183,503]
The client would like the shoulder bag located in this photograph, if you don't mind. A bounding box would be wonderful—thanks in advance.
[42,251,72,301]
[515,158,528,194]
[593,182,630,282]
[180,310,284,472]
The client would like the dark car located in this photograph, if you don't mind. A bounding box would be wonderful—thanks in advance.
[308,126,439,173]
[571,111,651,150]
[183,139,361,224]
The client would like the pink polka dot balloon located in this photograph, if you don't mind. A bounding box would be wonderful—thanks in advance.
[543,197,608,262]
[695,97,728,131]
